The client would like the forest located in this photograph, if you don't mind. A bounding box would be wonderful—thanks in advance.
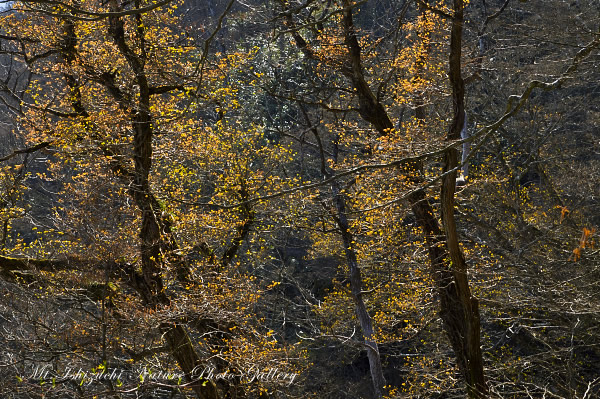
[0,0,599,398]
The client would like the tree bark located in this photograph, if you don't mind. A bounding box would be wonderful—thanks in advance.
[107,4,220,397]
[301,103,386,399]
[332,180,386,399]
[341,0,394,135]
[439,1,487,397]
[338,1,487,396]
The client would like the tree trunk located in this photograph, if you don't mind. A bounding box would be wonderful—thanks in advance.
[107,5,220,397]
[332,180,386,399]
[302,103,386,399]
[286,1,487,395]
[439,1,487,396]
[340,1,487,396]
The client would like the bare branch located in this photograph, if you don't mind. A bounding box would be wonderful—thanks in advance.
[16,0,175,21]
[0,141,52,163]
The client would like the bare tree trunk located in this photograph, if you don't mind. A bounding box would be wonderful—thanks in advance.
[440,1,487,396]
[300,103,386,399]
[332,180,386,399]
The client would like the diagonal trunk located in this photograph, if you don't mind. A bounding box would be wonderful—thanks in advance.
[302,103,386,399]
[332,180,386,399]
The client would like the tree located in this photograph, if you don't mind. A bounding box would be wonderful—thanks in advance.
[1,1,298,398]
[2,0,600,398]
[269,0,487,396]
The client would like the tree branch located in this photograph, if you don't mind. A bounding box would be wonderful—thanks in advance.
[0,141,52,163]
[17,0,175,21]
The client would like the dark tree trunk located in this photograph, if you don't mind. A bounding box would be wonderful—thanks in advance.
[341,0,394,135]
[339,1,487,396]
[284,1,487,395]
[439,2,487,397]
[107,4,220,398]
